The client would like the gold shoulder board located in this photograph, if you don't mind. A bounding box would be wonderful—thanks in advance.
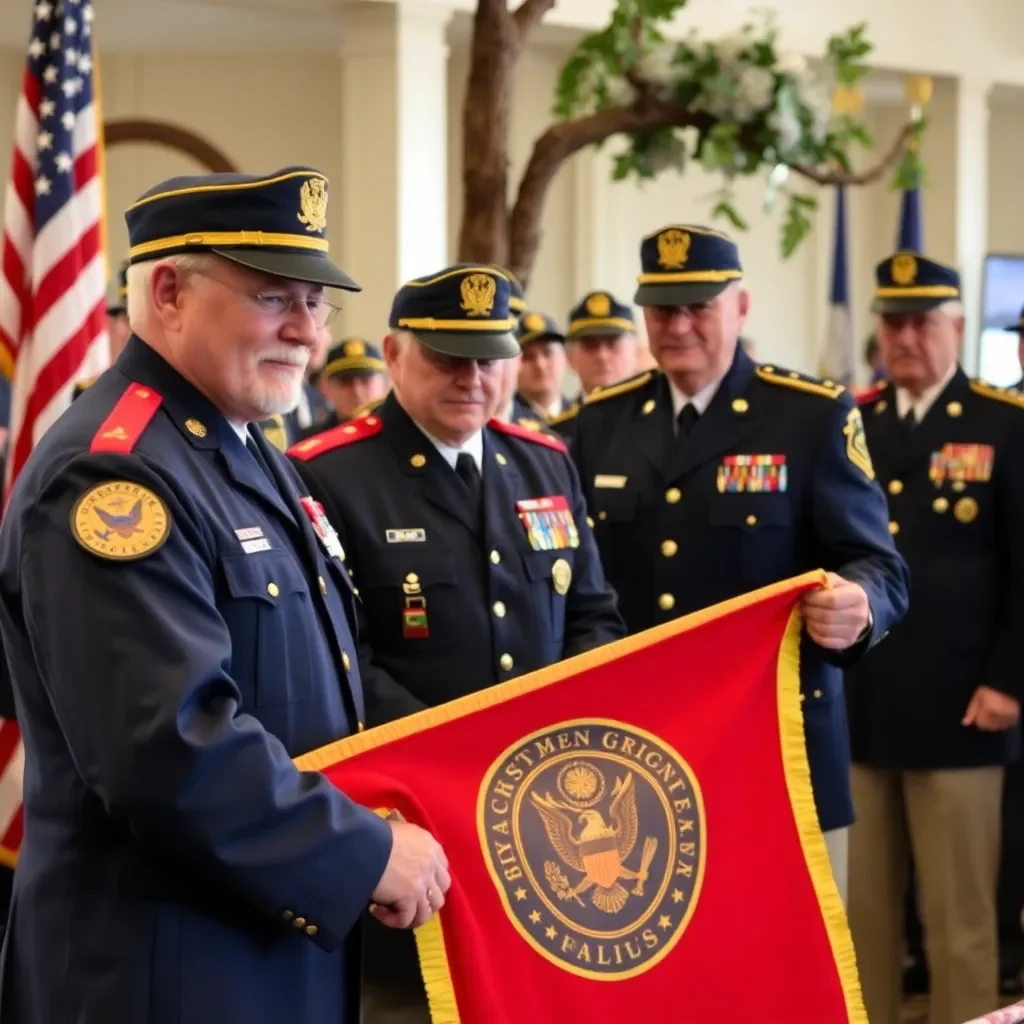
[581,371,654,407]
[755,365,845,400]
[969,379,1024,410]
[547,403,580,427]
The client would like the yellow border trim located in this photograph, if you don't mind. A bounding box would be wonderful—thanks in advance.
[398,318,515,331]
[756,367,845,399]
[293,570,862,1023]
[636,270,742,284]
[581,371,653,406]
[776,606,867,1023]
[405,266,510,288]
[547,402,580,426]
[641,225,734,243]
[969,379,1024,409]
[127,170,326,211]
[874,285,958,298]
[567,316,635,335]
[130,231,329,259]
[324,357,386,376]
[0,845,17,870]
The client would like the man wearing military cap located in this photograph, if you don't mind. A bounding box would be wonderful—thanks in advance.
[558,290,639,408]
[310,336,389,431]
[514,310,570,423]
[288,262,625,1023]
[846,252,1024,1024]
[561,223,909,902]
[0,165,450,1024]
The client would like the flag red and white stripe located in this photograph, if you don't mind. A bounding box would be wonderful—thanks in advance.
[0,0,108,866]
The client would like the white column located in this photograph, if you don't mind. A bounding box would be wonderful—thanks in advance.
[954,76,992,375]
[338,1,452,339]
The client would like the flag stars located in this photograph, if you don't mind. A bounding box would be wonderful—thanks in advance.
[34,1,53,21]
[61,111,75,131]
[64,17,77,34]
[35,176,52,197]
[54,152,73,173]
[27,39,46,59]
[77,54,91,74]
[513,887,527,902]
[64,47,78,64]
[60,79,76,98]
[49,32,60,51]
[39,99,55,119]
[82,4,93,22]
[37,130,53,150]
[42,64,58,84]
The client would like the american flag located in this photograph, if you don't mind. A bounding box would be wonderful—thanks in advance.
[0,0,108,867]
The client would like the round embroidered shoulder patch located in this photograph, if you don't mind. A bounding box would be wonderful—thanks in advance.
[71,480,171,561]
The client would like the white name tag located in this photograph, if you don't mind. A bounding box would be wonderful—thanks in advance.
[241,538,272,554]
[235,526,265,541]
[386,528,427,543]
[594,474,627,489]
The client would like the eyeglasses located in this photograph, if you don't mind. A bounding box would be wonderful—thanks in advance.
[186,267,342,328]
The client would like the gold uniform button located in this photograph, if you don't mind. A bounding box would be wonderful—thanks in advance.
[490,550,501,565]
[947,401,962,418]
[953,480,966,492]
[598,510,607,521]
[888,480,903,495]
[745,514,757,527]
[305,924,319,937]
[405,572,419,584]
[658,593,675,611]
[731,398,749,414]
[799,694,806,703]
[282,910,295,922]
[267,582,280,598]
[495,453,507,466]
[500,653,514,671]
[933,497,949,514]
[493,601,506,618]
[318,576,327,596]
[661,540,678,557]
[642,399,656,415]
[888,521,900,535]
[342,651,351,672]
[293,916,307,929]
[665,488,682,504]
[813,689,822,699]
[410,454,427,468]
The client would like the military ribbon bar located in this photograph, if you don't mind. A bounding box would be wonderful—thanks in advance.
[516,496,580,552]
[716,454,788,493]
[929,443,994,487]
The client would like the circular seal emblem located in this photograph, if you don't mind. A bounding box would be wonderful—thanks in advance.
[71,480,171,561]
[585,292,611,318]
[551,558,572,596]
[478,718,705,981]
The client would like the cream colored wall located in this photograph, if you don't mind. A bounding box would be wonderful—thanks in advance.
[0,38,1019,382]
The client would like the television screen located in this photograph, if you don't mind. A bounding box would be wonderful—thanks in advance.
[978,254,1024,387]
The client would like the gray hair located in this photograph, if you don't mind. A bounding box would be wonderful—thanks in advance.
[125,253,218,332]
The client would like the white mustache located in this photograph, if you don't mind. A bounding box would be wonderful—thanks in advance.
[258,349,308,368]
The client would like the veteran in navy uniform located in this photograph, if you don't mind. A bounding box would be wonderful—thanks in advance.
[305,337,389,436]
[0,167,450,1024]
[513,311,570,424]
[558,225,909,899]
[846,254,1024,1024]
[289,263,625,1023]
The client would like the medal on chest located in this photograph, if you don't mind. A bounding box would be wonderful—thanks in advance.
[515,495,580,551]
[298,497,346,562]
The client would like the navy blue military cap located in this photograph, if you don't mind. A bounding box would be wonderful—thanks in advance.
[107,260,128,315]
[871,252,960,315]
[323,337,386,377]
[634,225,743,306]
[388,263,520,359]
[567,291,635,339]
[1004,304,1024,333]
[492,266,526,316]
[517,310,565,348]
[125,166,359,291]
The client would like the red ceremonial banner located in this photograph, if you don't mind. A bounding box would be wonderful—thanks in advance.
[296,571,866,1024]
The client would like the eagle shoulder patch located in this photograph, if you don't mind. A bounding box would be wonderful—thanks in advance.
[71,480,171,561]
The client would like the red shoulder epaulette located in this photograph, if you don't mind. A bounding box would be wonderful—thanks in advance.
[90,383,163,454]
[287,413,383,462]
[488,418,568,453]
[854,384,886,405]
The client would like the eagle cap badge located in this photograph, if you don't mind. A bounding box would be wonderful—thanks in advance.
[478,718,705,980]
[657,229,690,270]
[71,480,172,561]
[297,177,328,234]
[585,293,611,318]
[460,272,497,317]
[891,252,917,287]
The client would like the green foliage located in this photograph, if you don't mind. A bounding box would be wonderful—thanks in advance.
[552,0,926,259]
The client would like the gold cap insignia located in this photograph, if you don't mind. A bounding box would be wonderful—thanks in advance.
[460,273,496,317]
[410,453,427,468]
[891,253,917,287]
[478,719,705,979]
[524,313,546,333]
[344,340,366,358]
[297,177,328,234]
[71,480,172,561]
[843,407,875,481]
[586,293,611,318]
[551,558,572,596]
[657,228,691,270]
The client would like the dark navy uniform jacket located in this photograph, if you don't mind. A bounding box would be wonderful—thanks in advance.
[0,337,393,1024]
[846,370,1024,770]
[564,349,909,832]
[289,393,625,725]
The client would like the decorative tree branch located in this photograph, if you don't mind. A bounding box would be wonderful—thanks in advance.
[506,94,916,283]
[512,0,557,41]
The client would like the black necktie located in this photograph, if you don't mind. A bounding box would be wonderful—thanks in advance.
[247,433,276,483]
[455,452,482,521]
[901,408,917,433]
[676,403,700,440]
